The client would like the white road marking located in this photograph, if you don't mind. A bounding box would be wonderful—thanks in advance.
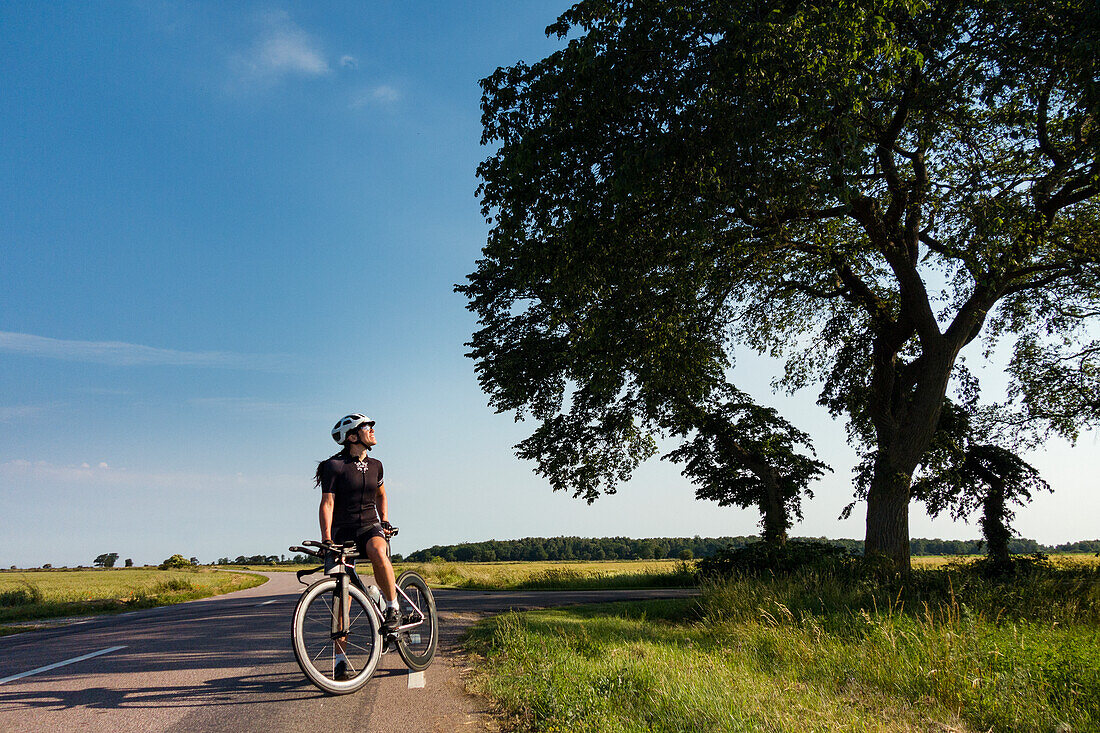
[407,670,425,688]
[0,645,127,685]
[257,600,277,606]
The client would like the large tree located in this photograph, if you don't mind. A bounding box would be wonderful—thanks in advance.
[462,0,1100,571]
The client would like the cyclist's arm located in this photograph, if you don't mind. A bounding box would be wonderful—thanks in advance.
[319,493,334,542]
[376,482,388,525]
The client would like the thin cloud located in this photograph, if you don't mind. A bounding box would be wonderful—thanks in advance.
[189,397,296,412]
[0,458,296,490]
[349,85,401,109]
[0,405,43,421]
[230,11,330,88]
[340,55,358,69]
[0,331,297,371]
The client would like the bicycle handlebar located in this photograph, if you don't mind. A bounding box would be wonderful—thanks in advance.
[289,525,400,559]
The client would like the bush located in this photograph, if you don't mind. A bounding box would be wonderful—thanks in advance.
[698,539,854,577]
[158,554,193,570]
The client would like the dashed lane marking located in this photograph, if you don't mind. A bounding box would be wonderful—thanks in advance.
[0,645,127,685]
[257,600,277,606]
[408,671,425,688]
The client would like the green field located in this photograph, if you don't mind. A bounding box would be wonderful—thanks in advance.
[465,558,1100,732]
[0,568,266,632]
[218,558,696,590]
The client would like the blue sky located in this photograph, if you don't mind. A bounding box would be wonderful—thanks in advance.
[1,2,1096,568]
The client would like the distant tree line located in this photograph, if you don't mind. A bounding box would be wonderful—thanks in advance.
[404,536,1100,563]
[215,554,309,566]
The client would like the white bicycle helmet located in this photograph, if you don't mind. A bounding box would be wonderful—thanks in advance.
[331,413,375,444]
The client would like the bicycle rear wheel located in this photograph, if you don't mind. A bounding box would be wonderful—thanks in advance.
[292,578,381,694]
[394,571,437,671]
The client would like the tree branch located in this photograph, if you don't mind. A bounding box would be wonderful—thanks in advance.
[1036,80,1066,169]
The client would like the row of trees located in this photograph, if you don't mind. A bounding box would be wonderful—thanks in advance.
[404,535,1095,563]
[214,554,310,566]
[461,0,1100,572]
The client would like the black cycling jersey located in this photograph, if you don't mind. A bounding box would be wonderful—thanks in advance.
[317,452,384,531]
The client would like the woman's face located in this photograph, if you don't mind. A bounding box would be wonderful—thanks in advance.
[358,425,377,448]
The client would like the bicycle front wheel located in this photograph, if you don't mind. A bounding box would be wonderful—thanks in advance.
[394,570,437,671]
[292,578,381,694]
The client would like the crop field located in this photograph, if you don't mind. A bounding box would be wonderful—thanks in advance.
[910,553,1100,568]
[218,558,696,590]
[466,558,1100,732]
[0,568,266,630]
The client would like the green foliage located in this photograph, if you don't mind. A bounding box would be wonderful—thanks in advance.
[93,552,119,568]
[215,553,307,565]
[405,535,1080,563]
[158,554,192,570]
[910,400,1052,564]
[698,539,855,577]
[665,392,830,543]
[408,535,753,562]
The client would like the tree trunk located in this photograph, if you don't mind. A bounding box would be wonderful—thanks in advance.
[864,337,959,575]
[981,481,1011,566]
[760,469,788,547]
[864,458,913,572]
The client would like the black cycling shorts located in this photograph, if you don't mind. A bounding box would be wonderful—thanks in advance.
[334,524,386,561]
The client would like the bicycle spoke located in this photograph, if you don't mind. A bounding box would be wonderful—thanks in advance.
[345,639,375,656]
[311,643,333,665]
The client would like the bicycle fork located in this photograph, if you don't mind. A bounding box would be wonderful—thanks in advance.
[332,569,351,648]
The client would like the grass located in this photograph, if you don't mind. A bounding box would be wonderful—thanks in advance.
[216,559,697,590]
[0,568,266,632]
[465,558,1100,732]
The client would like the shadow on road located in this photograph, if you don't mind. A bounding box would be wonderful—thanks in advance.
[0,670,320,711]
[0,593,331,711]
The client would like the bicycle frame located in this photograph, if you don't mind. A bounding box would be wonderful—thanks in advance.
[323,550,428,637]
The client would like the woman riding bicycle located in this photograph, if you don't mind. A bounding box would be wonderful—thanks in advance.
[315,413,400,635]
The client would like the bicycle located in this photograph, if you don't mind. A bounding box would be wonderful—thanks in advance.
[288,527,437,694]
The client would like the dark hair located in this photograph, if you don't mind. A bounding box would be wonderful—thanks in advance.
[313,447,350,488]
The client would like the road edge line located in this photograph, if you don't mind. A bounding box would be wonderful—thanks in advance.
[0,645,127,685]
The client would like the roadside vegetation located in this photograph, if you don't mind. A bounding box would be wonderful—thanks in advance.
[0,568,266,633]
[465,555,1100,732]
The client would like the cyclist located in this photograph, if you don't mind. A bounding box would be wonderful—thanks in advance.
[315,413,401,646]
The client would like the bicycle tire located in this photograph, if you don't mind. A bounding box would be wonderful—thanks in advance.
[394,571,437,671]
[292,578,381,694]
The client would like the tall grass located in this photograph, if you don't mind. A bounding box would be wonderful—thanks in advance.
[465,560,1100,732]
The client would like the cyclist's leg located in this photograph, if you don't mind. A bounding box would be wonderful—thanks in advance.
[363,533,396,601]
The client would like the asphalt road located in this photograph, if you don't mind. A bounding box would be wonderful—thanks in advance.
[0,572,698,732]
